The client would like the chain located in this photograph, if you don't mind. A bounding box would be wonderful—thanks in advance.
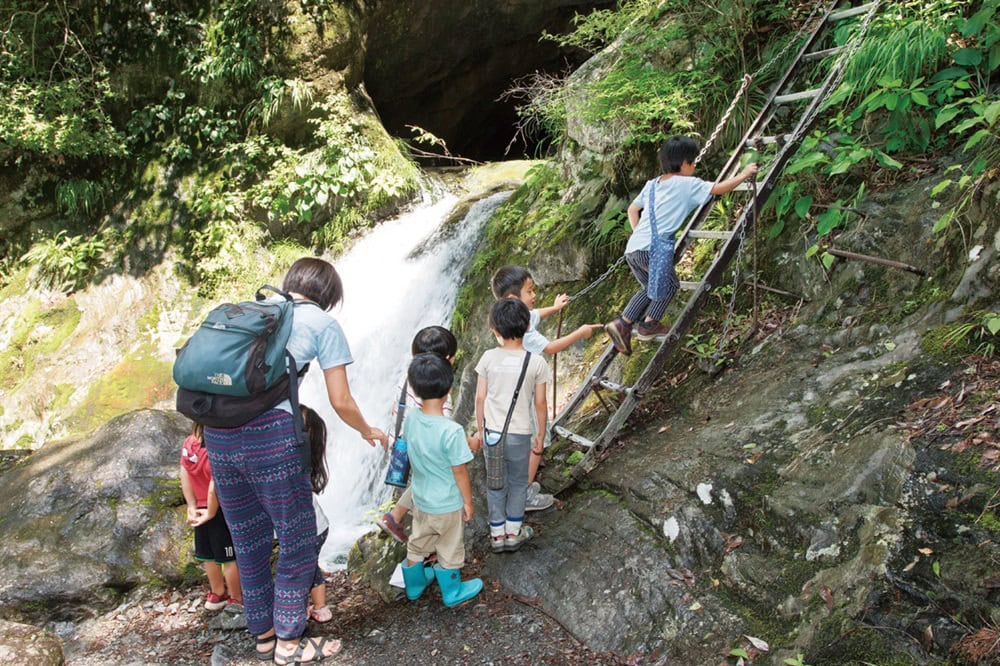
[709,186,753,365]
[567,255,626,303]
[695,0,825,166]
[695,73,753,165]
[750,1,825,81]
[792,0,882,142]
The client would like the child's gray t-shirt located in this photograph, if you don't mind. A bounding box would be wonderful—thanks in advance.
[625,175,713,254]
[475,348,550,436]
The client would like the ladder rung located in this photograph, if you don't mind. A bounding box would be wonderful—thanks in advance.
[688,229,734,239]
[679,280,703,291]
[829,2,877,22]
[594,378,631,394]
[774,88,822,104]
[803,45,846,62]
[552,425,594,449]
[747,133,792,147]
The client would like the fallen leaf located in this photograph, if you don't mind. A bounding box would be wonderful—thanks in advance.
[902,556,919,572]
[745,635,770,652]
[689,600,703,612]
[722,532,744,555]
[819,585,834,609]
[918,547,934,555]
[658,424,673,433]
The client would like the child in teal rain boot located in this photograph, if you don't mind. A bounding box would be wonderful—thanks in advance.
[401,353,482,606]
[400,561,435,600]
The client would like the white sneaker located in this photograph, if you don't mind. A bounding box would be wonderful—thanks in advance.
[525,483,554,512]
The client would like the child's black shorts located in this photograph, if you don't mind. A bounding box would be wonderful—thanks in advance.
[194,511,236,564]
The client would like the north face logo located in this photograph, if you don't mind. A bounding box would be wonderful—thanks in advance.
[207,373,233,386]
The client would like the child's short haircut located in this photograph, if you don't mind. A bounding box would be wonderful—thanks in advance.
[491,265,532,299]
[659,136,700,173]
[408,353,454,401]
[489,298,530,340]
[411,325,458,358]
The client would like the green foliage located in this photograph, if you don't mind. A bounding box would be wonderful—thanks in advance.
[768,0,999,255]
[940,312,1000,358]
[0,3,127,163]
[56,178,110,218]
[22,231,107,292]
[526,0,777,150]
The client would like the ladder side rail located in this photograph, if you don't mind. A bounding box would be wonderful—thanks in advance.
[675,1,836,259]
[550,344,618,432]
[570,391,642,481]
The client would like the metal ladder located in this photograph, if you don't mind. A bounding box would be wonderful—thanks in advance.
[549,0,882,483]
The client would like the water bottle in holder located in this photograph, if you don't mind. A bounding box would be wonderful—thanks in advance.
[385,436,410,488]
[483,428,504,491]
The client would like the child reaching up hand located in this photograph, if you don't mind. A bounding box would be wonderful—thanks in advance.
[604,135,757,356]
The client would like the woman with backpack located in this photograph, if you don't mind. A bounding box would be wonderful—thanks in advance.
[202,257,388,664]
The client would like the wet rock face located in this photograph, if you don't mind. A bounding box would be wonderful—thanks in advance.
[0,410,191,611]
[363,0,614,160]
[484,322,998,662]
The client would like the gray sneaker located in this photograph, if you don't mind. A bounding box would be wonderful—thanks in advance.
[505,525,534,552]
[525,482,554,512]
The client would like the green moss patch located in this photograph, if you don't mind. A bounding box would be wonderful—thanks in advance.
[69,353,174,433]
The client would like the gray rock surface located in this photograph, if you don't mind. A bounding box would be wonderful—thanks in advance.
[0,619,64,665]
[0,410,191,609]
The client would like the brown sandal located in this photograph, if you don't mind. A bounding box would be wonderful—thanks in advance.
[273,636,342,664]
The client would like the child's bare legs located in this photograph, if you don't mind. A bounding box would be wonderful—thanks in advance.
[309,582,332,623]
[204,561,227,597]
[223,561,242,603]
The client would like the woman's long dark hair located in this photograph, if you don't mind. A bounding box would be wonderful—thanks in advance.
[300,405,329,493]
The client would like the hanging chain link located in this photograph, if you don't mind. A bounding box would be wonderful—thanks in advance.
[709,181,753,365]
[695,0,825,165]
[567,255,627,303]
[563,1,880,313]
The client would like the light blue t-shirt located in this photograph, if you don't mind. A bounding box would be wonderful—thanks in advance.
[624,176,713,254]
[275,301,353,413]
[404,408,473,514]
[523,309,548,355]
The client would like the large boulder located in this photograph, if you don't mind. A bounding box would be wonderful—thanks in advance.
[0,620,63,665]
[0,410,192,610]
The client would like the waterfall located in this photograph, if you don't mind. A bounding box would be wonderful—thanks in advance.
[298,189,512,568]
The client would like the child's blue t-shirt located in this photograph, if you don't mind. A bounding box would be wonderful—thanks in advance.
[275,301,353,413]
[404,408,473,514]
[624,176,713,254]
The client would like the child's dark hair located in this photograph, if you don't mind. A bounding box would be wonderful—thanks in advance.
[190,422,204,440]
[408,353,453,401]
[300,405,329,493]
[659,136,700,173]
[489,298,530,340]
[411,325,458,358]
[283,257,344,311]
[490,265,532,299]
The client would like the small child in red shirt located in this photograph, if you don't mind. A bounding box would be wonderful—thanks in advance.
[180,422,242,610]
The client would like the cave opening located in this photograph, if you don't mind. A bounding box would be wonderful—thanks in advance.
[363,1,614,163]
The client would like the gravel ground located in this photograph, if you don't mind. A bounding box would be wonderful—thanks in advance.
[60,566,628,666]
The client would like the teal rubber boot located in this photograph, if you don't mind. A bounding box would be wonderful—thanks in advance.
[401,561,436,601]
[433,565,483,608]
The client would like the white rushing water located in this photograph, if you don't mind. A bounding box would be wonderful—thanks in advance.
[297,189,511,568]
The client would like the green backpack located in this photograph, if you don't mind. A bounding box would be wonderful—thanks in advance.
[173,285,313,429]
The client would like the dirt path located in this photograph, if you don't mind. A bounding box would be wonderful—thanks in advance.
[61,570,627,665]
